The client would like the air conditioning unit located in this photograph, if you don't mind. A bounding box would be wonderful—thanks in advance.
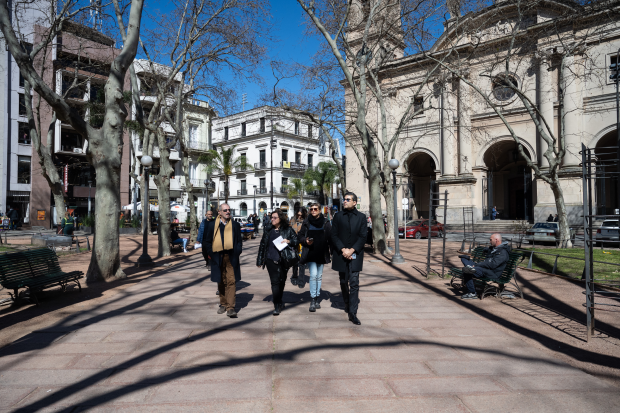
[73,148,83,154]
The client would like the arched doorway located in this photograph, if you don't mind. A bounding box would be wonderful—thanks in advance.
[594,130,619,215]
[240,202,248,217]
[258,201,267,216]
[280,201,289,213]
[482,140,533,220]
[406,152,437,220]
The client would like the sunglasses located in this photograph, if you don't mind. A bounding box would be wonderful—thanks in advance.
[221,209,230,212]
[271,216,279,220]
[310,208,319,211]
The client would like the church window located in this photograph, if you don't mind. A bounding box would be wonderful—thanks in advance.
[492,74,518,101]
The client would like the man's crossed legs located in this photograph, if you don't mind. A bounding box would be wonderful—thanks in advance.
[459,257,485,300]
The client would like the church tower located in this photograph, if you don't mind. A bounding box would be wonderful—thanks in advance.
[347,0,405,61]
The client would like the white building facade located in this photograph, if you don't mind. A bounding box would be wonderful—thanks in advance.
[210,106,337,218]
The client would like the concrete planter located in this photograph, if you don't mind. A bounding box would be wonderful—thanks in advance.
[32,235,73,247]
[82,227,94,234]
[119,227,140,235]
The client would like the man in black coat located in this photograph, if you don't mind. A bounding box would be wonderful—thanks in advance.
[202,203,243,317]
[459,233,511,299]
[330,192,367,325]
[7,206,19,230]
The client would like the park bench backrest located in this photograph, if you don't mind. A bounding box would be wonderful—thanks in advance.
[496,252,523,283]
[0,248,62,285]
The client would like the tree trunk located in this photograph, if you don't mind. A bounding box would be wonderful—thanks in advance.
[383,176,395,241]
[189,194,197,244]
[550,179,573,248]
[366,146,387,253]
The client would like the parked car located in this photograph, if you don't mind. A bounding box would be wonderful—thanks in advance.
[399,219,444,239]
[596,219,619,247]
[525,222,576,244]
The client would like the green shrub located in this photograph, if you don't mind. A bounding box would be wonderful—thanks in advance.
[82,214,95,227]
[131,216,141,228]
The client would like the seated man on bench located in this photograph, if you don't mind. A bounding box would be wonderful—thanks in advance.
[459,233,511,300]
[171,228,189,253]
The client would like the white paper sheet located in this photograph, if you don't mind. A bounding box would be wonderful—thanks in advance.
[272,236,288,251]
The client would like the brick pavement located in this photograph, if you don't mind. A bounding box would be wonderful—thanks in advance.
[1,238,619,412]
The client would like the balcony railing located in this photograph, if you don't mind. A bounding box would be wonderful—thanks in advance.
[237,189,248,195]
[219,191,229,197]
[306,190,319,196]
[254,162,269,170]
[235,166,250,172]
[281,161,307,171]
[186,141,210,152]
[280,187,289,194]
[258,187,270,194]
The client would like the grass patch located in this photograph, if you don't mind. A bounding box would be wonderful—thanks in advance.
[519,247,620,281]
[0,245,15,252]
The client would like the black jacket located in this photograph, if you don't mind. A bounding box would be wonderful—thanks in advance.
[257,224,298,267]
[330,208,367,272]
[476,241,511,279]
[298,217,332,265]
[7,209,18,220]
[203,219,243,282]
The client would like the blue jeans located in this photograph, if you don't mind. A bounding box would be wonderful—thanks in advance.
[460,258,486,294]
[172,238,188,249]
[307,262,324,298]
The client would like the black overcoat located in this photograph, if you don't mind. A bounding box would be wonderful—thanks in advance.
[202,219,243,282]
[330,208,367,272]
[298,218,332,265]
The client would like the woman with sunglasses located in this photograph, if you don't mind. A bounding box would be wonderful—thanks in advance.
[290,207,307,286]
[256,209,298,315]
[298,203,332,312]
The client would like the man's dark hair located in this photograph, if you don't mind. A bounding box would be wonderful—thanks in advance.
[344,192,357,202]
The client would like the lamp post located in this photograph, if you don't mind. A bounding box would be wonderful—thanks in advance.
[253,185,257,215]
[389,159,405,264]
[138,155,154,267]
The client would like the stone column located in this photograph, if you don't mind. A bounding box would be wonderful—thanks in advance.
[562,53,582,167]
[538,53,553,169]
[458,77,472,175]
[442,79,456,177]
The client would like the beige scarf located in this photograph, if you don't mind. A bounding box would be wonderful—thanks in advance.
[212,217,233,252]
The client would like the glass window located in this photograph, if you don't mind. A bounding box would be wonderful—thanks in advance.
[19,93,27,116]
[189,124,199,144]
[260,117,265,133]
[282,149,288,161]
[282,177,288,186]
[602,220,619,227]
[17,156,31,184]
[308,125,312,138]
[308,154,313,167]
[224,126,229,141]
[413,96,424,113]
[295,151,301,164]
[492,74,518,101]
[259,177,266,189]
[259,149,266,163]
[241,122,246,137]
[294,121,299,135]
[241,180,246,191]
[18,122,31,144]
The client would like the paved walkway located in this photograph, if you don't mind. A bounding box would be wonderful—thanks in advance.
[1,239,619,412]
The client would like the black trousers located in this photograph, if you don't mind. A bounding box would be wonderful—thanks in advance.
[266,259,289,306]
[338,269,360,314]
[202,250,210,265]
[291,263,299,279]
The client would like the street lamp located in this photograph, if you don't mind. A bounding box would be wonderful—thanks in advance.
[138,155,154,267]
[389,159,405,264]
[253,185,257,215]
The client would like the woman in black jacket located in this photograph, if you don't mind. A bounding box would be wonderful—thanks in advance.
[256,209,298,315]
[298,203,332,312]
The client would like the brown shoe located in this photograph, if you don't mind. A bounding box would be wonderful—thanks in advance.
[217,305,226,314]
[227,308,237,318]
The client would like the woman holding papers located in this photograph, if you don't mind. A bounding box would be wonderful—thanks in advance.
[256,209,298,315]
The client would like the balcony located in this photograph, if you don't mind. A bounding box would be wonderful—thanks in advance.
[279,187,289,194]
[219,191,229,197]
[136,142,181,162]
[281,161,307,171]
[254,162,269,170]
[186,141,210,152]
[258,187,270,194]
[235,166,250,173]
[306,190,319,196]
[237,189,248,195]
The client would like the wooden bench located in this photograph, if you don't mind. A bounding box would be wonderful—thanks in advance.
[449,247,524,299]
[0,248,84,305]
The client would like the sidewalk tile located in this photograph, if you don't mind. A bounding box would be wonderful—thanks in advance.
[459,392,620,413]
[273,397,469,413]
[274,361,432,378]
[149,380,270,402]
[275,378,391,398]
[389,376,504,396]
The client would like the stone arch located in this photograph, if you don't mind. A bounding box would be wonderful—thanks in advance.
[400,147,439,174]
[475,135,536,168]
[239,202,248,217]
[588,124,617,149]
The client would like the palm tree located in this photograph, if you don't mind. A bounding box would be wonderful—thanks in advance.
[286,176,316,211]
[198,144,253,203]
[306,161,339,206]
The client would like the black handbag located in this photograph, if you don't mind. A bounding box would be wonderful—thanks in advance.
[279,244,299,269]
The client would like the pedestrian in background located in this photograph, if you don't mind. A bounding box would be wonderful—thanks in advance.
[290,207,307,286]
[299,203,332,312]
[203,203,243,318]
[256,209,298,316]
[62,211,75,236]
[262,212,270,233]
[253,214,260,235]
[7,206,19,230]
[331,192,367,325]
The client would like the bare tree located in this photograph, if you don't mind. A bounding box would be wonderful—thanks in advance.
[113,0,269,256]
[0,0,145,281]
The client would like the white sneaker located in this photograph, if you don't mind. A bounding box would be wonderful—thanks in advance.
[183,249,188,253]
